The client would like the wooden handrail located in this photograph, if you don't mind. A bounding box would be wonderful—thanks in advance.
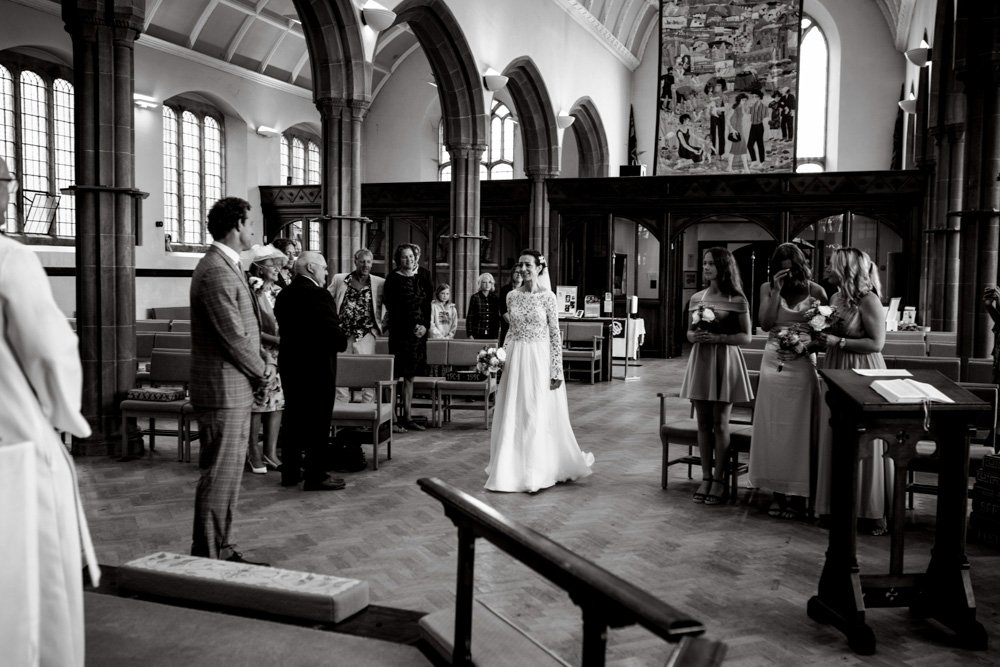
[418,477,725,666]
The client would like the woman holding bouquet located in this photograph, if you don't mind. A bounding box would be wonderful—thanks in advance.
[749,244,827,518]
[680,247,753,505]
[815,247,889,535]
[485,249,594,493]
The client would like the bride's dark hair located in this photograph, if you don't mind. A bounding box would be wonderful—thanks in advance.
[518,248,547,274]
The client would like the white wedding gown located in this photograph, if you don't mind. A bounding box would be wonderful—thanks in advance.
[485,289,594,492]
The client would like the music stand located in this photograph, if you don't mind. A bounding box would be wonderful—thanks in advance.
[23,192,60,234]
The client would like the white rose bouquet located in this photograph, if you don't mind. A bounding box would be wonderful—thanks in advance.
[691,303,717,331]
[476,346,506,375]
[774,298,835,371]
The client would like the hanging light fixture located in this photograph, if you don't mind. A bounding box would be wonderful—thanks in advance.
[556,110,575,129]
[361,0,396,31]
[482,67,509,92]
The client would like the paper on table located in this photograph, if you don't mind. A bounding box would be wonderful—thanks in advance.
[853,369,912,377]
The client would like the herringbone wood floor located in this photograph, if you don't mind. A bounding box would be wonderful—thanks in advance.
[78,358,1000,666]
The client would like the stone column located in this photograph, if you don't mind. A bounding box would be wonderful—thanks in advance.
[446,143,485,318]
[525,168,556,258]
[62,0,144,455]
[318,98,368,273]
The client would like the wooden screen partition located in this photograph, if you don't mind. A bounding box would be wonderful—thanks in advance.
[417,477,726,667]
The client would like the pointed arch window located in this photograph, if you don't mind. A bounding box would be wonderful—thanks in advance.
[280,130,320,185]
[0,54,76,241]
[162,99,226,246]
[438,101,518,181]
[795,15,828,172]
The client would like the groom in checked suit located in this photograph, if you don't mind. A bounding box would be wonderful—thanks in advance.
[190,197,271,564]
[275,251,348,490]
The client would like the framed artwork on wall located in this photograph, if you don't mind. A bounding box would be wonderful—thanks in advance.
[683,270,699,288]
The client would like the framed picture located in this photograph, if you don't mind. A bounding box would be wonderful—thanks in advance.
[683,271,699,288]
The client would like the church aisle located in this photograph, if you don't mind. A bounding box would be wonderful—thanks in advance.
[76,358,1000,666]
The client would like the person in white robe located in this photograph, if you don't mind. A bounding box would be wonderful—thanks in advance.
[0,156,100,666]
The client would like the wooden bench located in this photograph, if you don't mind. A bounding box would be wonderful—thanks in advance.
[417,477,726,667]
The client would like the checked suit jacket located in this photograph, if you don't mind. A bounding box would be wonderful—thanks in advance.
[189,245,267,409]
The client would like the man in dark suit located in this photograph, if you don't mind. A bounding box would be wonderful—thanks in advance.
[190,197,271,564]
[275,251,348,491]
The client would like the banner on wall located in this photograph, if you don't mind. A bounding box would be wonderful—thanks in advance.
[655,0,802,175]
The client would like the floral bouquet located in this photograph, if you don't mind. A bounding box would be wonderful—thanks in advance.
[476,345,507,375]
[691,303,717,331]
[773,298,835,371]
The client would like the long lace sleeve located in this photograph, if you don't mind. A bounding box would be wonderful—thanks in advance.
[544,291,563,381]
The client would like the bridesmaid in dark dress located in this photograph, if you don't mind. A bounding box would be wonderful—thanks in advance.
[383,244,430,431]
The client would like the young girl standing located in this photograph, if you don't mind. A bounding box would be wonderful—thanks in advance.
[679,247,753,505]
[429,283,458,339]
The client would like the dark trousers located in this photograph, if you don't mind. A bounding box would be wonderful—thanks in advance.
[280,383,335,484]
[709,113,725,156]
[192,406,251,559]
[747,123,765,162]
[781,114,794,141]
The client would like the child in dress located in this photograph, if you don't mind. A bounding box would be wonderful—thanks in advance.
[679,247,753,505]
[429,283,458,339]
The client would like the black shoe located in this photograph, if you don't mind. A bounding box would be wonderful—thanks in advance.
[332,458,368,473]
[404,420,426,432]
[280,476,301,487]
[303,477,347,491]
[226,550,269,567]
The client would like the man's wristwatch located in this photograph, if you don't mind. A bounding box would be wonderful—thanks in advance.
[838,337,847,350]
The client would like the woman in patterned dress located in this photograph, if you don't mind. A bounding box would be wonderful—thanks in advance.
[815,247,890,535]
[485,250,594,493]
[679,247,753,505]
[246,245,286,473]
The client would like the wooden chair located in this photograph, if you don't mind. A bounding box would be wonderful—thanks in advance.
[965,359,994,384]
[906,382,998,508]
[887,355,960,381]
[740,348,763,372]
[438,340,498,429]
[170,320,191,333]
[412,339,448,427]
[882,340,928,357]
[562,321,603,383]
[330,354,396,470]
[153,332,191,350]
[136,319,171,332]
[150,306,191,320]
[658,372,759,503]
[120,349,192,460]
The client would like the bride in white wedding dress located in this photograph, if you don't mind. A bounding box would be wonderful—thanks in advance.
[484,250,595,493]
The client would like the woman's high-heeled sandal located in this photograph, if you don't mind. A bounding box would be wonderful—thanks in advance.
[692,478,711,504]
[704,480,726,506]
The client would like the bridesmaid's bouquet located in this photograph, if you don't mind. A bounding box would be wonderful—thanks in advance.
[774,298,835,372]
[476,346,506,375]
[691,303,717,331]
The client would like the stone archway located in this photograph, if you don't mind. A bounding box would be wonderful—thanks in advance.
[393,0,489,315]
[503,56,559,255]
[567,97,610,178]
[292,0,370,271]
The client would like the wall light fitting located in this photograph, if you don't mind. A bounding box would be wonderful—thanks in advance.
[133,93,158,110]
[482,67,509,92]
[898,98,917,114]
[556,110,575,129]
[361,0,396,31]
[256,125,280,137]
[904,47,932,68]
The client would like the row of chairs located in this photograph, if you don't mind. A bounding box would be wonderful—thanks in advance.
[136,319,191,333]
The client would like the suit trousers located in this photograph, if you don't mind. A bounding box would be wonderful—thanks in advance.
[192,406,250,559]
[747,123,766,163]
[281,385,336,484]
[336,331,377,403]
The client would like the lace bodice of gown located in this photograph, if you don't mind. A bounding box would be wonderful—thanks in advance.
[505,289,563,380]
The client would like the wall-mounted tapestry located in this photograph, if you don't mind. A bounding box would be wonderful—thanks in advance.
[655,1,802,175]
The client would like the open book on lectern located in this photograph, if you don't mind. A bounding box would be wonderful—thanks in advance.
[870,378,954,404]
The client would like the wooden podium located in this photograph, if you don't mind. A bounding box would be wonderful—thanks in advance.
[809,369,989,654]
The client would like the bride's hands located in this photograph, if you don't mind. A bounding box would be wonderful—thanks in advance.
[550,377,562,390]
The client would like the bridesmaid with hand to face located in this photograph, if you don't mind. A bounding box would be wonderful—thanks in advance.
[679,248,754,505]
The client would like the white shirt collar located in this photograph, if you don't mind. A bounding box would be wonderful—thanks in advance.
[300,274,320,288]
[212,241,241,268]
